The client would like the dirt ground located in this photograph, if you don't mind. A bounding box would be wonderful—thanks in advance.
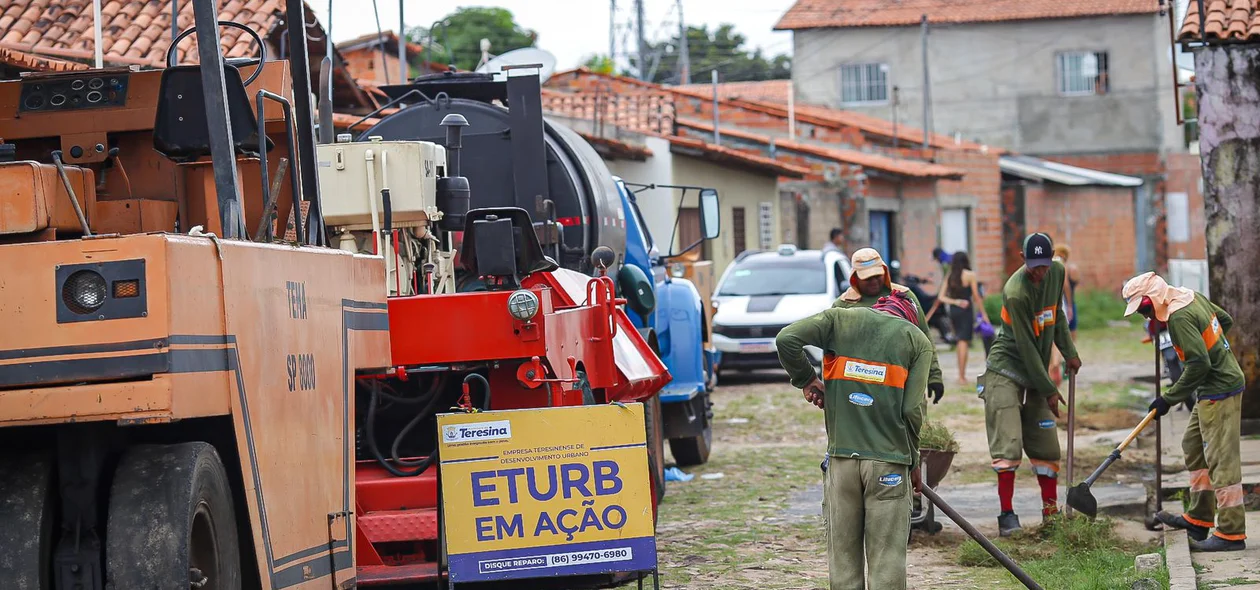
[631,323,1166,589]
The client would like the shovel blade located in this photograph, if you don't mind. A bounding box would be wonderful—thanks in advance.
[1066,483,1098,518]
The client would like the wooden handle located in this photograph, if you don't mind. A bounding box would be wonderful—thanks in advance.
[1117,410,1158,452]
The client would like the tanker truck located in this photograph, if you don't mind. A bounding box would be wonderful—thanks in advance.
[356,70,721,468]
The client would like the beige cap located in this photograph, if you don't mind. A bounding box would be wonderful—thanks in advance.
[850,248,887,280]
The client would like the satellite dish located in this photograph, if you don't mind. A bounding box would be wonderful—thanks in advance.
[476,47,558,84]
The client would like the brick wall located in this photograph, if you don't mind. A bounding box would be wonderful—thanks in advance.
[1023,184,1138,292]
[937,151,1004,290]
[1165,151,1208,261]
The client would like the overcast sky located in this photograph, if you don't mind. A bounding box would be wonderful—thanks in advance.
[312,1,797,72]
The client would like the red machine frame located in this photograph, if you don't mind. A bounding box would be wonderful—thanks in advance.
[353,270,671,585]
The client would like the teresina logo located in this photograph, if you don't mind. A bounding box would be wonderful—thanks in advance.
[1038,419,1055,429]
[848,392,874,407]
[878,473,903,487]
[443,420,512,443]
[843,360,887,384]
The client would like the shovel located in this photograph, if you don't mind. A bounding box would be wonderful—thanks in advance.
[921,486,1043,590]
[1066,409,1159,518]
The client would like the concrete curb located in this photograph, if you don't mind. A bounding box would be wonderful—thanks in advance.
[1163,529,1197,590]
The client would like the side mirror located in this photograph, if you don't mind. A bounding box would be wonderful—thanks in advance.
[700,188,720,240]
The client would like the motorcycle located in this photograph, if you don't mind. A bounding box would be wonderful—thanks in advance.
[890,260,957,345]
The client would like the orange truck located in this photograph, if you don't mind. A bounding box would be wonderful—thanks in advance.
[0,2,670,588]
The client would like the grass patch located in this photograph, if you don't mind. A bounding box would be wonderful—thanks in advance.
[956,515,1167,590]
[922,420,962,453]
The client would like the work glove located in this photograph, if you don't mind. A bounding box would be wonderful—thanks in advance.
[927,382,945,404]
[1149,396,1172,418]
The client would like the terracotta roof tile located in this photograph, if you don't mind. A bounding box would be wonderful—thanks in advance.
[668,135,810,178]
[678,119,963,179]
[1179,0,1260,43]
[0,45,90,72]
[775,0,1159,30]
[0,0,301,68]
[675,79,792,103]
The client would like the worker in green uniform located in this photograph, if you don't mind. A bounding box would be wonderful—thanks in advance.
[777,291,933,590]
[833,247,945,403]
[981,232,1081,537]
[1123,272,1247,552]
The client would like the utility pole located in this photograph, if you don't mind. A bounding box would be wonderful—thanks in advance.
[892,86,900,149]
[636,0,648,80]
[920,14,932,149]
[677,0,690,84]
[711,69,720,145]
[398,0,407,82]
[610,0,616,69]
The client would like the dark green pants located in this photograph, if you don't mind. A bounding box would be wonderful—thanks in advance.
[1182,394,1246,541]
[981,370,1060,477]
[825,457,911,590]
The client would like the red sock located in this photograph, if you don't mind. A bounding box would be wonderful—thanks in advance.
[1037,474,1058,515]
[998,471,1016,513]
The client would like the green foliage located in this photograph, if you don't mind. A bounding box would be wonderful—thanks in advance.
[406,7,537,73]
[631,24,790,84]
[583,54,615,75]
[984,293,1003,327]
[920,420,960,453]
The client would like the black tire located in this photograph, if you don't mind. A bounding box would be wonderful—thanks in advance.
[669,394,712,467]
[106,442,241,590]
[0,454,54,590]
[645,394,666,515]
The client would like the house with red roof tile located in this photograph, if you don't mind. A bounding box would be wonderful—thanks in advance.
[775,0,1207,282]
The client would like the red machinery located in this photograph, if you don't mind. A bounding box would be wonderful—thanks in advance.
[319,128,673,584]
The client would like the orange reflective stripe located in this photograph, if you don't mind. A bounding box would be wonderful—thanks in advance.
[1189,469,1212,492]
[1202,315,1223,350]
[1216,483,1245,508]
[1174,345,1185,362]
[991,459,1021,472]
[822,354,908,388]
[1182,513,1214,528]
[1001,306,1011,325]
[1029,458,1060,474]
[1214,531,1247,541]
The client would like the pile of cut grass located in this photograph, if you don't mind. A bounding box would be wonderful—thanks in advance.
[956,515,1167,590]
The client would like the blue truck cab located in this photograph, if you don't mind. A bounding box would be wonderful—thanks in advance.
[614,177,718,467]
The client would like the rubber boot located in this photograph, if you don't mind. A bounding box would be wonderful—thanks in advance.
[1155,511,1209,542]
[998,511,1022,537]
[1189,534,1246,552]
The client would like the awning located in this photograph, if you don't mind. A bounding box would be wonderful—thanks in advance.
[999,155,1144,187]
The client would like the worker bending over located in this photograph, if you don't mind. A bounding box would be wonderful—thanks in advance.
[1123,272,1247,552]
[832,248,944,404]
[981,233,1081,536]
[777,291,933,590]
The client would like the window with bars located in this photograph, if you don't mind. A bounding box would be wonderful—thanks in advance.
[732,207,747,255]
[839,63,889,105]
[1056,51,1109,96]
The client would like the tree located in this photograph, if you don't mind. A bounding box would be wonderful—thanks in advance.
[406,7,537,73]
[628,24,791,84]
[583,54,616,75]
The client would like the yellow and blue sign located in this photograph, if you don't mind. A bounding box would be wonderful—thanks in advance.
[437,403,657,583]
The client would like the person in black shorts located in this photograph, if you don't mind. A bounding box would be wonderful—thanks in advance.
[926,251,990,384]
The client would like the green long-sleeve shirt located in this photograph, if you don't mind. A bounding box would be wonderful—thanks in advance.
[776,307,933,467]
[1162,292,1244,404]
[832,284,944,390]
[985,262,1079,396]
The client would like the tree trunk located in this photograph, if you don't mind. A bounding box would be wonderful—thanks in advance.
[1195,45,1260,420]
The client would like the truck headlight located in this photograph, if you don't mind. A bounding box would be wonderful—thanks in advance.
[507,289,540,321]
[63,270,107,314]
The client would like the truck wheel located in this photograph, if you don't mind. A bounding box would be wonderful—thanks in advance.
[669,394,713,467]
[645,395,666,520]
[106,443,241,590]
[0,454,54,589]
